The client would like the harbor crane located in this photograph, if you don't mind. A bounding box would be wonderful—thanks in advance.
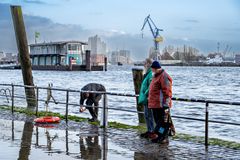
[141,14,163,60]
[223,45,232,58]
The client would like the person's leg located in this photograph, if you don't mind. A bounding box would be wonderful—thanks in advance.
[149,108,161,139]
[144,105,154,132]
[93,95,102,119]
[147,106,154,132]
[86,99,97,120]
[141,105,155,138]
[152,108,162,131]
[152,108,170,143]
[154,108,164,133]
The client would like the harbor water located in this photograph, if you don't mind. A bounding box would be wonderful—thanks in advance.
[0,65,239,143]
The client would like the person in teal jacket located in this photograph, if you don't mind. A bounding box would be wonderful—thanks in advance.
[138,58,154,138]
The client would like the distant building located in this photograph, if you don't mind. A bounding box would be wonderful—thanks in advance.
[206,55,223,64]
[87,35,106,55]
[5,53,14,59]
[0,51,4,60]
[91,54,106,66]
[87,35,107,65]
[223,57,235,63]
[6,53,18,62]
[235,54,240,64]
[0,52,18,63]
[29,41,87,66]
[161,52,174,60]
[111,50,132,65]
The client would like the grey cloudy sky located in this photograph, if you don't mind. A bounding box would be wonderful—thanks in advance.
[0,0,240,60]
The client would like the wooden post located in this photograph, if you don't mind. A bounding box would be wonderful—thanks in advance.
[132,68,145,123]
[11,5,36,110]
[85,50,91,71]
[18,121,34,160]
[68,57,72,71]
[104,57,107,71]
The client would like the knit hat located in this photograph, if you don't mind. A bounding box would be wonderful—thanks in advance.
[151,61,161,69]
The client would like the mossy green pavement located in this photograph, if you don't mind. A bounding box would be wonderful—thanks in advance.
[1,105,240,150]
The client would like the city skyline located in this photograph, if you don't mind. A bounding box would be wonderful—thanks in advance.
[0,0,240,60]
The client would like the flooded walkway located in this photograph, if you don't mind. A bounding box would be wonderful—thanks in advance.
[0,109,239,160]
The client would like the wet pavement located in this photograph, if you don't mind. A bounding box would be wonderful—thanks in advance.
[0,109,239,160]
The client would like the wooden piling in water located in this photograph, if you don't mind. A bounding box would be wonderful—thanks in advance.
[85,50,91,71]
[104,57,107,71]
[68,57,73,71]
[11,5,36,110]
[132,68,145,123]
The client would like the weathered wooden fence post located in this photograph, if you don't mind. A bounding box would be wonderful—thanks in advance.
[68,57,73,71]
[104,57,107,71]
[11,5,36,110]
[85,50,91,71]
[132,68,145,123]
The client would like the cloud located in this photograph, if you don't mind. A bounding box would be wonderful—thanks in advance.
[88,11,103,16]
[174,26,192,31]
[23,0,47,5]
[184,19,199,23]
[0,3,91,53]
[182,37,190,41]
[1,3,239,61]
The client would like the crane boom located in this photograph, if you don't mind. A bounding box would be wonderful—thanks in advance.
[141,15,163,39]
[141,15,163,60]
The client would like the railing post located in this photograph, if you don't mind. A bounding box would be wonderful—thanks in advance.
[11,83,14,114]
[12,119,14,141]
[36,127,39,146]
[101,93,108,128]
[35,87,39,116]
[102,130,108,160]
[205,102,209,147]
[66,128,69,155]
[65,90,69,123]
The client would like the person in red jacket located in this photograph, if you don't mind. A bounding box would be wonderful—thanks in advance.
[148,61,173,143]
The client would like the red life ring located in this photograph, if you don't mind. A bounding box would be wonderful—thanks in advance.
[34,116,61,123]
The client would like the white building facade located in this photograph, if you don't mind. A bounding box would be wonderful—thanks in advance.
[87,35,107,65]
[111,50,132,65]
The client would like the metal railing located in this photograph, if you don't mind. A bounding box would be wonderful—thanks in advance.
[0,83,240,147]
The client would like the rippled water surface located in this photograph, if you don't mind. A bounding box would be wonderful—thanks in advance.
[0,65,240,142]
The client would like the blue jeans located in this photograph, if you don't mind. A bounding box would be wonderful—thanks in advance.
[144,105,154,132]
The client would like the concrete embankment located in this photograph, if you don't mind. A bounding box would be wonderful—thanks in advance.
[0,107,240,159]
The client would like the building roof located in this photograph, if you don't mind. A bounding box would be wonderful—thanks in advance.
[29,40,87,47]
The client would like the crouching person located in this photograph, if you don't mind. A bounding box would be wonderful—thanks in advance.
[148,61,175,144]
[80,83,106,122]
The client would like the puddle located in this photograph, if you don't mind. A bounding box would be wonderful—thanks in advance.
[0,110,240,160]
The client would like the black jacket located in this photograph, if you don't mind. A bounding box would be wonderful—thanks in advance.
[80,83,106,105]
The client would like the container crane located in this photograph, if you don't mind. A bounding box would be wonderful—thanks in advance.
[141,15,163,60]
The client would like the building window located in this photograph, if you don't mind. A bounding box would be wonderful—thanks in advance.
[68,44,78,51]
